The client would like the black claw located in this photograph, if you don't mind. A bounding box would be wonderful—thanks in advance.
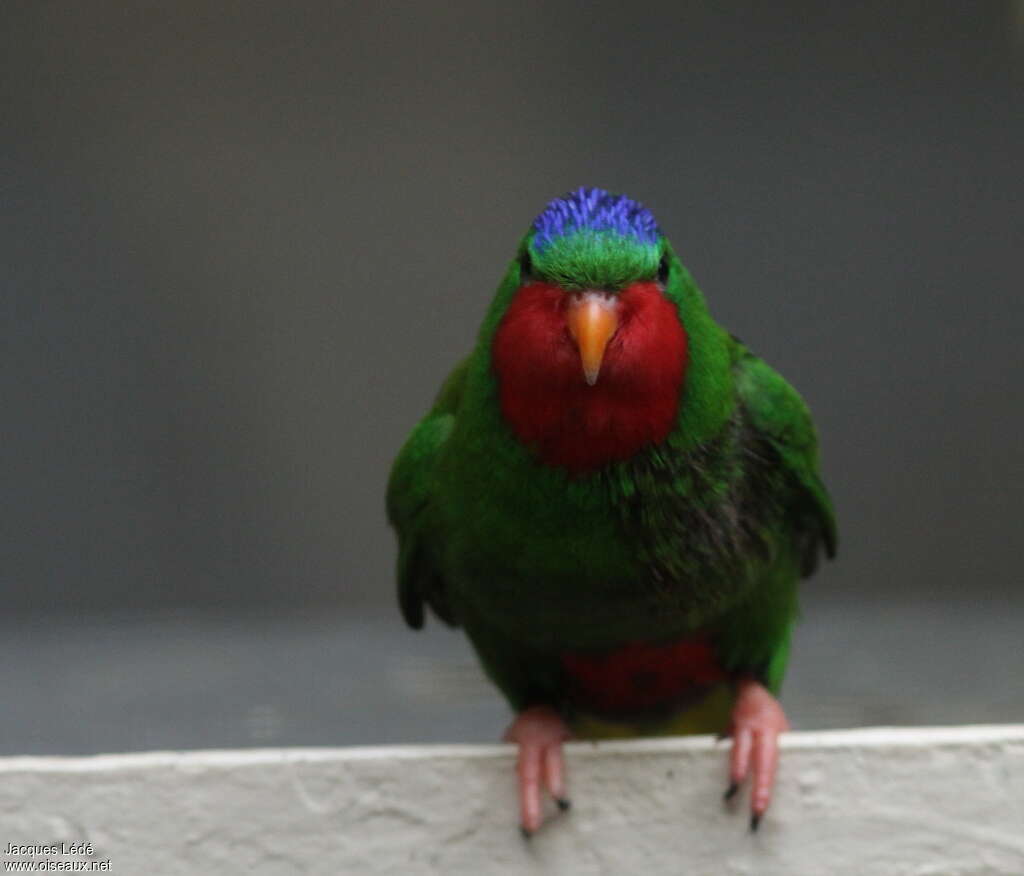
[555,796,571,812]
[723,781,740,801]
[750,812,762,833]
[520,825,533,840]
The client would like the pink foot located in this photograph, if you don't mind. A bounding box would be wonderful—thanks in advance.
[503,705,572,836]
[723,679,790,831]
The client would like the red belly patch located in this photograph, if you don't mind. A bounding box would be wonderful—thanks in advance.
[560,636,728,715]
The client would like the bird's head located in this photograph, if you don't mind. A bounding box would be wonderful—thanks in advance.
[491,188,691,472]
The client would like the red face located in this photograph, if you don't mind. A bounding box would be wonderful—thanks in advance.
[491,280,688,473]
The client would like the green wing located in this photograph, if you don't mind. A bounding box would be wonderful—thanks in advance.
[734,344,837,576]
[386,357,469,629]
[710,343,837,693]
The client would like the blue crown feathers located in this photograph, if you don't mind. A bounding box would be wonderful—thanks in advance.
[531,187,660,253]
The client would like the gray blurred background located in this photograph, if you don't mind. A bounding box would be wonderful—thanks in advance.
[1,1,1021,755]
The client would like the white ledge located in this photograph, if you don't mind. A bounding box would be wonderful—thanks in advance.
[1,725,1022,874]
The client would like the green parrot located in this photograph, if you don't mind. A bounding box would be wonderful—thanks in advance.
[387,187,836,835]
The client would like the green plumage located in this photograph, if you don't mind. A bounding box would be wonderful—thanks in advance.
[387,209,835,736]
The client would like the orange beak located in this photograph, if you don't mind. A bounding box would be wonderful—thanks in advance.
[567,291,620,386]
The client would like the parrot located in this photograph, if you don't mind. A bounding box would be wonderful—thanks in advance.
[387,187,836,836]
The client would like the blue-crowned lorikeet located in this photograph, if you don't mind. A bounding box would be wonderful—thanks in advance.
[387,187,836,835]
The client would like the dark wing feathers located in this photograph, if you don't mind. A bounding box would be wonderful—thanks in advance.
[734,347,837,576]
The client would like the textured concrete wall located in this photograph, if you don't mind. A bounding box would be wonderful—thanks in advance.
[0,726,1021,875]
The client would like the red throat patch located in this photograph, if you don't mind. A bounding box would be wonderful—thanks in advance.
[491,281,688,473]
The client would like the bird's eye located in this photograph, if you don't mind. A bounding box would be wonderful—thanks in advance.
[657,255,670,284]
[519,251,534,283]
